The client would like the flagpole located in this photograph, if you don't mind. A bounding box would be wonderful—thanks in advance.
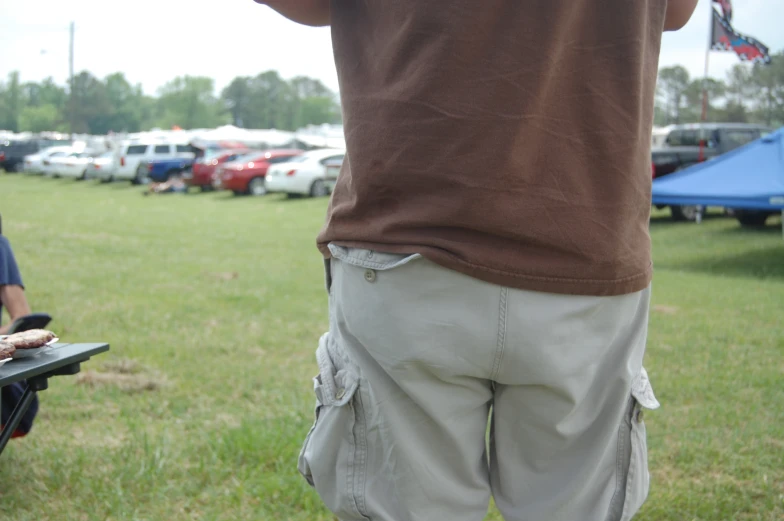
[701,5,713,123]
[699,4,715,166]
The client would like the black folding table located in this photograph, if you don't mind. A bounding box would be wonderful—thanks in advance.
[0,342,109,456]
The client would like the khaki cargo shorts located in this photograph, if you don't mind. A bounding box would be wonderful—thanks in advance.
[298,246,659,521]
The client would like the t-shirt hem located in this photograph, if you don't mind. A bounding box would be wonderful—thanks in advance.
[318,240,652,297]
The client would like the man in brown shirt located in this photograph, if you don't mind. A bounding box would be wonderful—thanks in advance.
[257,1,697,520]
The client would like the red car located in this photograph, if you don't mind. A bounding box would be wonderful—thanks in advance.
[186,149,249,190]
[215,149,303,196]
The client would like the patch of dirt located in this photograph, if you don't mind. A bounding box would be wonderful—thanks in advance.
[100,358,144,374]
[76,370,168,393]
[653,304,679,315]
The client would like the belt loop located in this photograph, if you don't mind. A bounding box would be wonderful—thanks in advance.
[324,258,333,294]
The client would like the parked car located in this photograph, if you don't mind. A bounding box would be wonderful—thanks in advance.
[114,141,194,184]
[84,151,117,181]
[652,123,772,221]
[52,151,97,179]
[1,138,71,172]
[137,157,197,184]
[265,148,346,197]
[23,146,74,174]
[185,149,249,191]
[215,149,303,196]
[323,157,344,193]
[42,148,78,177]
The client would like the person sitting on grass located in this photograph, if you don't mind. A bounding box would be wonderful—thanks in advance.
[143,174,187,196]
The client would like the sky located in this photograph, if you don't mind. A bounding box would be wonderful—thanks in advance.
[0,0,781,98]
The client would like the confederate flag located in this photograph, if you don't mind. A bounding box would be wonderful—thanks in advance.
[712,0,733,22]
[711,8,771,65]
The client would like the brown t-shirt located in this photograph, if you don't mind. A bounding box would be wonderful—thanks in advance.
[318,1,666,296]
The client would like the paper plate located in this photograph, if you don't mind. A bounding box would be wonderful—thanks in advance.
[10,337,59,359]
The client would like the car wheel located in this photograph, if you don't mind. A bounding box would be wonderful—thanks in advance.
[668,164,703,222]
[736,211,770,227]
[309,179,329,198]
[133,166,149,185]
[249,177,267,196]
[670,205,702,222]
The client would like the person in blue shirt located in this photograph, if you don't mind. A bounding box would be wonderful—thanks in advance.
[0,215,31,335]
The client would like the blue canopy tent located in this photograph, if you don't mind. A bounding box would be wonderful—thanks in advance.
[651,127,784,234]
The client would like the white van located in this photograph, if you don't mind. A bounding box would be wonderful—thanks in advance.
[114,141,194,183]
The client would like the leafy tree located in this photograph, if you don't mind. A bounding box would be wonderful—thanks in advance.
[19,104,63,133]
[69,71,114,134]
[155,76,227,129]
[657,65,691,124]
[221,77,253,127]
[0,72,22,131]
[749,51,784,127]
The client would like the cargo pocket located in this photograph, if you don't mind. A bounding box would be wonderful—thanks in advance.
[297,332,369,521]
[606,367,660,521]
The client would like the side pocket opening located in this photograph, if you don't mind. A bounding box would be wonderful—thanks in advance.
[297,332,369,520]
[606,367,660,521]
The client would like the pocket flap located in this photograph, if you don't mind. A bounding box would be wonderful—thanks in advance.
[631,367,660,410]
[314,332,359,407]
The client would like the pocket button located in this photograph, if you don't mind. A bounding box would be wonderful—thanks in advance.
[364,269,376,283]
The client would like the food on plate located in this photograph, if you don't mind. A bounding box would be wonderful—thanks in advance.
[0,341,15,360]
[3,329,57,350]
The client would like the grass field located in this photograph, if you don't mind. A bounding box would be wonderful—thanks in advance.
[0,173,782,521]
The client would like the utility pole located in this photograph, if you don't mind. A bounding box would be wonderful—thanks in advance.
[69,21,75,139]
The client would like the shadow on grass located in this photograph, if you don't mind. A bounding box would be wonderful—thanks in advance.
[659,243,784,280]
[714,221,783,237]
[649,211,729,227]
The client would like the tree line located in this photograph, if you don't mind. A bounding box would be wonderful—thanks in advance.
[0,70,342,135]
[1,51,782,135]
[656,50,784,127]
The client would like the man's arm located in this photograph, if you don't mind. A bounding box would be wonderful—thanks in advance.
[664,0,699,31]
[253,0,331,27]
[0,285,32,335]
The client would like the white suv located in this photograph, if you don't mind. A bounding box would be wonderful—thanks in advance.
[113,141,194,183]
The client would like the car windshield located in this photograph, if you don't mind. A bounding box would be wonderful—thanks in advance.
[232,152,267,163]
[276,154,308,163]
[202,149,227,160]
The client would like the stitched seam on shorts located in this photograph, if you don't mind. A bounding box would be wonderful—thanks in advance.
[491,288,508,381]
[352,384,370,519]
[621,405,640,521]
[346,399,361,519]
[604,401,629,521]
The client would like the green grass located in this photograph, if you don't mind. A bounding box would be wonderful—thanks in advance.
[0,173,782,520]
